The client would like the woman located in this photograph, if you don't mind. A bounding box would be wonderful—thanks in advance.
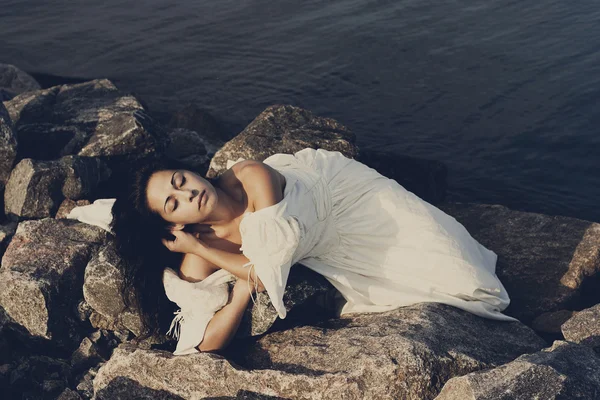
[69,147,518,355]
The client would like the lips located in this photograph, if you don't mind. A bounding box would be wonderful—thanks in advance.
[198,190,205,209]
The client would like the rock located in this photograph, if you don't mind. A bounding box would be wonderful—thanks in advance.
[531,310,577,334]
[435,340,600,400]
[356,149,448,205]
[0,102,17,223]
[3,79,167,168]
[0,90,14,102]
[437,202,600,323]
[0,221,17,259]
[70,337,106,374]
[0,102,17,187]
[0,306,14,364]
[59,155,112,200]
[75,365,101,399]
[4,158,64,220]
[561,303,600,351]
[164,128,215,171]
[55,199,91,220]
[9,355,71,400]
[4,155,110,220]
[0,63,41,101]
[75,300,94,323]
[206,104,358,178]
[0,218,106,345]
[83,241,143,336]
[235,264,336,338]
[94,303,545,399]
[43,379,66,394]
[57,388,83,400]
[167,103,229,144]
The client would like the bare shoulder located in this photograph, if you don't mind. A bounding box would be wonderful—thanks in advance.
[236,160,286,212]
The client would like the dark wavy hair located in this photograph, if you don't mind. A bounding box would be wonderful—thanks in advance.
[109,157,220,340]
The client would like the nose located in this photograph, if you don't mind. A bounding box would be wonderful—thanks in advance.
[189,189,199,201]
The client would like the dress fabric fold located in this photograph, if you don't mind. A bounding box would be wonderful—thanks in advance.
[238,201,303,319]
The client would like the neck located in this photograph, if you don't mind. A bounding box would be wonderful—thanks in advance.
[202,186,244,227]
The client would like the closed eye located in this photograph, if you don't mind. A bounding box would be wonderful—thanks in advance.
[171,173,186,212]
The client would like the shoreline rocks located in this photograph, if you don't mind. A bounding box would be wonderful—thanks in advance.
[436,340,600,399]
[1,69,599,399]
[94,304,546,400]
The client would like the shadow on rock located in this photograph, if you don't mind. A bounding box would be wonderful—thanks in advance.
[95,376,186,400]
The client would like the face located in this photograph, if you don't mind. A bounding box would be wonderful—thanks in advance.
[146,169,217,226]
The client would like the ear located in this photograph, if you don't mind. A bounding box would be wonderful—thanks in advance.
[169,224,185,231]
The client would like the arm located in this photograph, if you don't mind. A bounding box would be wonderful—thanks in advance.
[178,252,219,282]
[193,244,265,292]
[197,278,252,352]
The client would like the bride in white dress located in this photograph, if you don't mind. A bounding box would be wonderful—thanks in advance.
[68,147,517,356]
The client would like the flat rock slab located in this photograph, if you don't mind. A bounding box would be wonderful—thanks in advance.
[94,303,545,400]
[207,104,358,178]
[0,218,106,344]
[437,202,600,323]
[435,340,600,400]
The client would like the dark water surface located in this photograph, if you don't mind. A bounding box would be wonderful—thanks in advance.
[2,0,599,222]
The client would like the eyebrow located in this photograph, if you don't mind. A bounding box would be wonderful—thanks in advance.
[163,171,178,213]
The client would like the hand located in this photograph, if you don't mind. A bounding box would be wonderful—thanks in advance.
[161,229,209,254]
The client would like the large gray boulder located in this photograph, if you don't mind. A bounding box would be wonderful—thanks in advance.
[437,202,600,323]
[4,156,110,220]
[561,303,600,351]
[435,340,600,400]
[82,241,143,336]
[0,218,106,346]
[4,158,64,220]
[93,303,545,399]
[3,79,167,165]
[206,104,358,178]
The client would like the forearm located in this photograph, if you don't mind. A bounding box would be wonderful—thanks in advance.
[193,243,264,290]
[197,279,252,352]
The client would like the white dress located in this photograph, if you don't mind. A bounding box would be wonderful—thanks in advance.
[68,147,518,356]
[239,148,517,322]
